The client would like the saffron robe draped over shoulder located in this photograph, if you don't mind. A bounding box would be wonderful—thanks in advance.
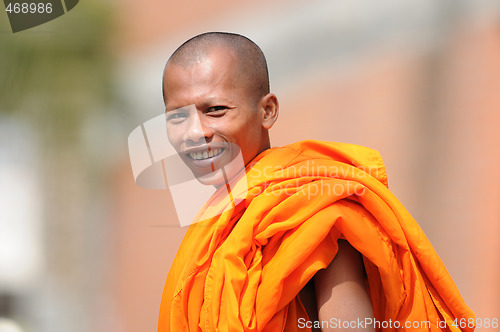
[158,140,474,331]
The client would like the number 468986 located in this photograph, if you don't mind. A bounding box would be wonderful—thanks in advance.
[452,317,498,329]
[5,2,53,14]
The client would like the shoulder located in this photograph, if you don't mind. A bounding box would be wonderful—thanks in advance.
[277,140,389,187]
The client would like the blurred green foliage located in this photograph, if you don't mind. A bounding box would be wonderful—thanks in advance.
[0,1,116,143]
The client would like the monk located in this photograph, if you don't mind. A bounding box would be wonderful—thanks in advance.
[157,32,475,331]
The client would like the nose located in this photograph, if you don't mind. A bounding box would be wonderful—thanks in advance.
[183,113,213,145]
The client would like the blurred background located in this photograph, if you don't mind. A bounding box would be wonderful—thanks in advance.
[1,0,499,331]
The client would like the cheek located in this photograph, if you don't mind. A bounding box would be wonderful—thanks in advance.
[235,127,263,158]
[224,126,255,145]
[166,127,182,148]
[213,111,262,146]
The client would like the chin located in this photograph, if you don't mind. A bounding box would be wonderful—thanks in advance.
[191,154,246,189]
[194,168,227,187]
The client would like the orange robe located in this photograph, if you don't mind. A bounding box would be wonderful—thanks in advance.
[158,140,475,331]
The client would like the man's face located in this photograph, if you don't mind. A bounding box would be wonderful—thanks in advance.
[163,47,268,186]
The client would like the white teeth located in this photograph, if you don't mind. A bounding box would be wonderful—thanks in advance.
[189,148,223,160]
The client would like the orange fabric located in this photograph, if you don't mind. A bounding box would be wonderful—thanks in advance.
[159,140,475,331]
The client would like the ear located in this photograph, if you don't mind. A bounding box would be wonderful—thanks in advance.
[260,93,279,129]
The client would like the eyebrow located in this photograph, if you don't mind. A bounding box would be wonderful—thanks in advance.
[165,104,193,113]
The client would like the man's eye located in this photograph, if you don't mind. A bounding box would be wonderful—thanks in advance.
[206,106,227,115]
[166,112,188,122]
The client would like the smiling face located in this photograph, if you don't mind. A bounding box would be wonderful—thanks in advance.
[163,46,278,186]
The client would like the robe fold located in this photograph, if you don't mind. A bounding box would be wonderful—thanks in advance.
[158,140,475,331]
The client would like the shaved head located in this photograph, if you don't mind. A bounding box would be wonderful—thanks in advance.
[164,32,270,103]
